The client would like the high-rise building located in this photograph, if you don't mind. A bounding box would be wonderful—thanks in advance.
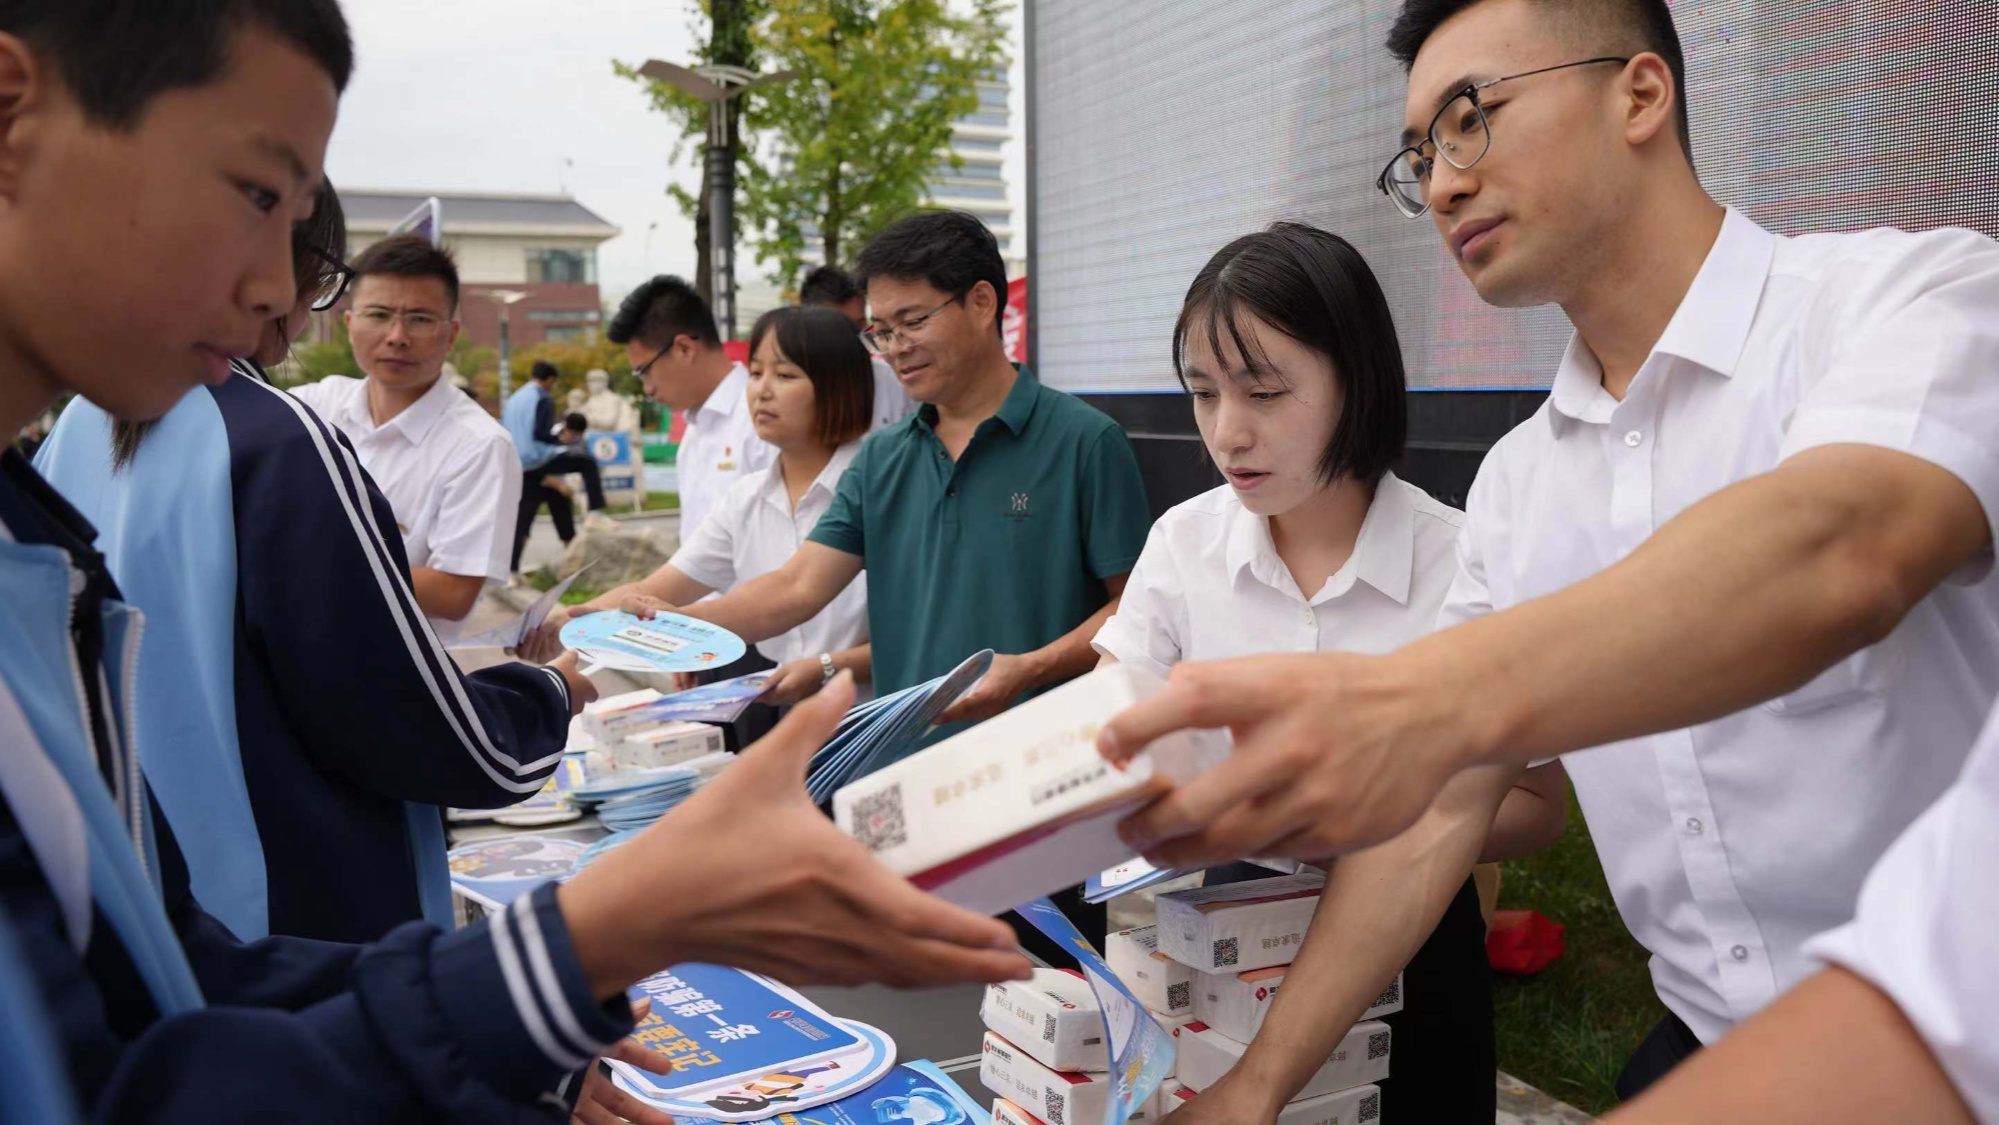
[923,67,1014,262]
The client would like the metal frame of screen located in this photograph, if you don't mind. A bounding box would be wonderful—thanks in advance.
[1027,0,1999,395]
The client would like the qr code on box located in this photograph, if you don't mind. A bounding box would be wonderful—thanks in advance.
[1212,937,1239,968]
[1371,977,1401,1008]
[1044,1088,1066,1125]
[1357,1091,1380,1121]
[852,785,907,852]
[1366,1031,1390,1060]
[1166,981,1191,1011]
[1042,1014,1057,1042]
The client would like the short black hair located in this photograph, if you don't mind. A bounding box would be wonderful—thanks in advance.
[1386,0,1691,161]
[350,235,461,315]
[563,412,587,433]
[854,210,1007,338]
[798,265,861,308]
[607,275,721,350]
[530,360,558,383]
[0,0,352,131]
[748,307,874,447]
[1174,222,1407,486]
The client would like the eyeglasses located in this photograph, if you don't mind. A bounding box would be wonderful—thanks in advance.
[1377,56,1630,219]
[633,344,673,383]
[353,306,449,339]
[303,245,354,312]
[860,293,963,356]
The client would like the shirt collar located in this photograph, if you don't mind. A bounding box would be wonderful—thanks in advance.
[694,364,750,424]
[1548,208,1777,433]
[915,363,1042,435]
[1221,472,1417,605]
[363,372,456,443]
[755,439,862,508]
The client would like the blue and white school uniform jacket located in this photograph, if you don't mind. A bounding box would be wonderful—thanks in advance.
[0,447,630,1122]
[36,363,569,942]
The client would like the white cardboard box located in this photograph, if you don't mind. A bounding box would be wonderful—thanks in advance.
[835,665,1227,914]
[1169,1081,1381,1124]
[1155,872,1327,973]
[982,1031,1107,1125]
[1193,967,1405,1043]
[1175,1020,1389,1101]
[1153,1008,1197,1078]
[1107,926,1196,1017]
[981,969,1109,1072]
[609,720,726,772]
[991,1098,1045,1125]
[580,688,664,744]
[994,1082,1175,1125]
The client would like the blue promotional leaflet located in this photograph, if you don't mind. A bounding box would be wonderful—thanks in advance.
[620,670,777,725]
[448,564,591,651]
[805,650,994,803]
[444,835,587,912]
[738,1060,989,1125]
[561,609,748,674]
[606,964,899,1122]
[1017,898,1176,1125]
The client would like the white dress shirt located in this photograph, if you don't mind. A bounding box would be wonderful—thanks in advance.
[676,363,774,539]
[1439,208,1999,1044]
[1094,473,1464,673]
[669,442,869,669]
[869,357,916,432]
[1806,698,1999,1124]
[290,374,521,634]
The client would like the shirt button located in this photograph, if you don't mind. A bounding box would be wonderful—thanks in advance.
[1730,945,1750,962]
[1623,430,1643,448]
[1684,817,1703,836]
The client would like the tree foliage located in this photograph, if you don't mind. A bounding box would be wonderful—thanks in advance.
[620,0,1008,288]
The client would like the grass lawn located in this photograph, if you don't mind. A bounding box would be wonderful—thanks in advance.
[524,566,608,606]
[638,490,678,513]
[1493,793,1665,1115]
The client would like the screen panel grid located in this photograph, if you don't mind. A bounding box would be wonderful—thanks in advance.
[1030,0,1999,393]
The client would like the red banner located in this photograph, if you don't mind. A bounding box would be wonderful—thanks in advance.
[1004,276,1028,363]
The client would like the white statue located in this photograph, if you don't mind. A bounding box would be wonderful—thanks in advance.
[580,367,638,434]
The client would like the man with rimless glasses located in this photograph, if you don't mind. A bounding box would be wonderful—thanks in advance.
[295,235,525,635]
[1110,0,1999,1120]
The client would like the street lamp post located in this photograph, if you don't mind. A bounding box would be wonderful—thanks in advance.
[483,289,530,402]
[638,59,795,340]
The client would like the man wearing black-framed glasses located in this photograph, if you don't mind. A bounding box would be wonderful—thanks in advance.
[1111,0,1999,1120]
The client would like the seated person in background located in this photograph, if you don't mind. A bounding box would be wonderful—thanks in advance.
[800,262,914,431]
[292,237,518,636]
[1095,223,1564,1125]
[505,360,610,574]
[541,307,876,717]
[35,178,591,943]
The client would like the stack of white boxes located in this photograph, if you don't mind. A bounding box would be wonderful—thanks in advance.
[578,688,728,774]
[979,969,1178,1125]
[1111,874,1399,1123]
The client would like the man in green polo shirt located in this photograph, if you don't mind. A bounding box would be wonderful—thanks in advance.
[637,210,1151,739]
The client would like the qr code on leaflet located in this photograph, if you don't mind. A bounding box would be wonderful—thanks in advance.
[1166,981,1191,1010]
[1212,937,1239,968]
[1043,1088,1066,1125]
[852,785,907,852]
[1357,1090,1381,1121]
[1371,977,1401,1008]
[1042,1014,1057,1042]
[1367,1030,1390,1060]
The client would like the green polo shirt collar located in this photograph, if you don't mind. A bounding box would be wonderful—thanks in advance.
[914,363,1044,437]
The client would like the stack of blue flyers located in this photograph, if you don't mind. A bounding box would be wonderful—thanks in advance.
[605,964,898,1122]
[738,1060,988,1125]
[576,829,643,870]
[571,766,706,834]
[804,650,994,803]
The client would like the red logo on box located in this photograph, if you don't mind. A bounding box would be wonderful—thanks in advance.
[769,1010,793,1020]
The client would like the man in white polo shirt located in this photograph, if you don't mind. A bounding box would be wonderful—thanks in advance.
[605,275,771,537]
[293,236,518,635]
[1109,0,1999,1116]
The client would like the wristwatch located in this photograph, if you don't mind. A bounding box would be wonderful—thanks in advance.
[820,653,836,685]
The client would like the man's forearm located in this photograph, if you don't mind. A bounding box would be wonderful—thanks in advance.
[1424,447,1987,769]
[1020,596,1122,691]
[1228,765,1515,1108]
[1605,967,1974,1125]
[677,566,823,644]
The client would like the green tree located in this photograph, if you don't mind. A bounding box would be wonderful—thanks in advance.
[621,0,1008,288]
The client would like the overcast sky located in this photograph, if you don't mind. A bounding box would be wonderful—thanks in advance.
[325,0,1026,304]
